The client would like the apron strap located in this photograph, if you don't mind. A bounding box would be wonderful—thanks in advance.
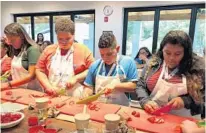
[182,74,187,88]
[164,61,179,80]
[106,63,116,76]
[97,60,103,75]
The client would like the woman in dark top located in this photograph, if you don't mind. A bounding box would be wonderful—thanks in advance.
[134,47,152,69]
[36,33,44,46]
[136,30,205,118]
[1,23,42,91]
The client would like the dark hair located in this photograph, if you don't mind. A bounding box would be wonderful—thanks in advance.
[43,40,52,45]
[36,33,44,44]
[156,30,193,74]
[1,37,13,57]
[98,32,117,49]
[4,23,38,55]
[55,18,75,35]
[135,47,152,59]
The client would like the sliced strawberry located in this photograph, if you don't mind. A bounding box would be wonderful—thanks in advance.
[147,117,155,123]
[134,112,140,117]
[131,111,136,116]
[127,117,132,121]
[159,118,164,124]
[28,116,38,126]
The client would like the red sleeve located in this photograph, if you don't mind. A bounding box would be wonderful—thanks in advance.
[84,46,95,69]
[35,45,57,76]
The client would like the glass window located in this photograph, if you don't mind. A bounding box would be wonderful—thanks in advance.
[34,16,50,42]
[193,8,205,57]
[53,15,71,44]
[126,11,155,58]
[74,14,95,53]
[157,9,191,49]
[16,17,32,38]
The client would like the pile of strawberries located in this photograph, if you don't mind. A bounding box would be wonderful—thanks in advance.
[127,111,140,121]
[1,112,21,124]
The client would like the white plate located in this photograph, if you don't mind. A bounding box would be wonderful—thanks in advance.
[1,112,25,129]
[0,102,27,113]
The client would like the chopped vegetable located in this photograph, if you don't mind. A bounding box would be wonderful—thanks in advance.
[131,111,136,116]
[1,112,21,124]
[127,117,132,121]
[131,111,140,117]
[147,117,164,124]
[147,117,155,123]
[134,112,140,117]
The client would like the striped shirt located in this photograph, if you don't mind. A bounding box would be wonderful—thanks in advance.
[146,65,183,92]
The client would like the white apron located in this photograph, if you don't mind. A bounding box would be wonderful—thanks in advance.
[151,62,192,117]
[95,56,129,106]
[48,46,84,97]
[11,52,42,91]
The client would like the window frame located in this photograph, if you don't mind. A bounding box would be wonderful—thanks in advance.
[14,10,95,55]
[122,3,205,55]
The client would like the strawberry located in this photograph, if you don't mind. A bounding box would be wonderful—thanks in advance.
[127,117,132,121]
[131,111,136,115]
[28,116,38,126]
[134,112,140,117]
[147,117,155,123]
[1,113,22,124]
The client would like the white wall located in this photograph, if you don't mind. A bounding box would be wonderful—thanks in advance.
[1,1,202,58]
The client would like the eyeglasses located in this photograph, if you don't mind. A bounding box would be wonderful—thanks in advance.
[139,52,147,55]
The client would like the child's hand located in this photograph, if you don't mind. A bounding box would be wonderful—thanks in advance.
[167,97,184,110]
[181,120,198,133]
[144,100,159,113]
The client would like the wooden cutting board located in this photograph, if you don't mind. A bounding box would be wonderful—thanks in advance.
[119,107,196,133]
[1,88,47,105]
[54,97,121,123]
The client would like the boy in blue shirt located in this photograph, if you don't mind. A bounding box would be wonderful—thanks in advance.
[83,32,138,106]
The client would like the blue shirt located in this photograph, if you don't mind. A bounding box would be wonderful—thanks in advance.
[84,55,138,87]
[135,58,144,64]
